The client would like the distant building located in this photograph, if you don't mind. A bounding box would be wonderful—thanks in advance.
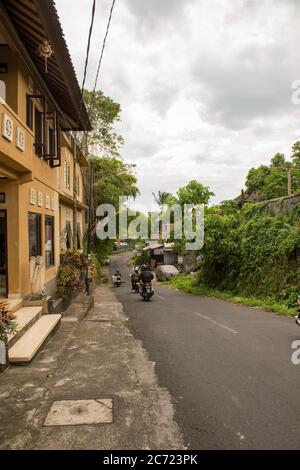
[234,190,260,207]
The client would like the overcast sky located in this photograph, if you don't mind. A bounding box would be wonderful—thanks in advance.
[55,0,300,208]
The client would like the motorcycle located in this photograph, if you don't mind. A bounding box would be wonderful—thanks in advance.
[132,280,140,293]
[296,296,300,326]
[112,274,122,287]
[140,281,154,301]
[131,272,140,293]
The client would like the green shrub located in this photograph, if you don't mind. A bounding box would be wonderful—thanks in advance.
[57,265,81,298]
[57,250,89,298]
[198,203,300,307]
[0,300,17,342]
[60,249,88,270]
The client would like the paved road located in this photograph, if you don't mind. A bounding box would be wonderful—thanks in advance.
[109,253,300,450]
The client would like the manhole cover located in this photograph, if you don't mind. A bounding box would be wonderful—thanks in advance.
[44,399,113,426]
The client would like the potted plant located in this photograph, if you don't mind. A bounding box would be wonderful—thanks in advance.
[0,300,17,372]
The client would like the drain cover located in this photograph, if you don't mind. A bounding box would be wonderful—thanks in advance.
[44,399,113,426]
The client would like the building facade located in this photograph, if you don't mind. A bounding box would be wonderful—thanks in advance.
[0,0,91,299]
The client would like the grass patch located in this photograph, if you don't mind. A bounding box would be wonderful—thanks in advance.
[163,275,296,316]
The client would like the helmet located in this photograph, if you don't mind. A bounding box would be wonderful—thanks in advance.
[135,267,139,272]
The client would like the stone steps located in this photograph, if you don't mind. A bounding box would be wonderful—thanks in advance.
[5,298,23,314]
[7,306,43,347]
[8,314,61,363]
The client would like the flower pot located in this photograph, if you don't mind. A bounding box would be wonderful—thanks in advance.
[0,340,9,372]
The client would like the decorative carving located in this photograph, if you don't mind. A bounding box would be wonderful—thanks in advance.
[16,126,25,151]
[38,191,43,207]
[36,40,54,73]
[2,113,13,142]
[30,188,36,205]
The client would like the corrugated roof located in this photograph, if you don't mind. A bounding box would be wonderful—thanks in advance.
[1,0,91,131]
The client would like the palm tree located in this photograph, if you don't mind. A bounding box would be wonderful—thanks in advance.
[152,191,173,206]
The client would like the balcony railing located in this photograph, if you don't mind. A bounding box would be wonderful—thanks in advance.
[0,99,34,174]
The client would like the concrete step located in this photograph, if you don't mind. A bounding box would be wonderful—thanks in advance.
[8,314,61,363]
[5,298,23,313]
[7,306,43,346]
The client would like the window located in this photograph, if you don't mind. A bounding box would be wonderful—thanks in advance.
[0,80,6,102]
[67,164,71,189]
[34,108,44,156]
[77,174,80,197]
[0,63,8,73]
[28,213,41,258]
[64,161,71,189]
[77,222,82,249]
[66,221,73,249]
[49,127,55,159]
[45,216,54,268]
[26,94,33,129]
[64,161,67,188]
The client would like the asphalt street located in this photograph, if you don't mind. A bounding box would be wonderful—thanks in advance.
[110,253,300,450]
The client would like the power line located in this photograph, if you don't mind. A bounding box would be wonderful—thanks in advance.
[89,0,116,111]
[72,0,96,251]
[77,0,97,127]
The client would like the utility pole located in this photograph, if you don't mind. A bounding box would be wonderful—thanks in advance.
[287,167,292,197]
[86,159,94,295]
[87,160,94,257]
[72,133,78,249]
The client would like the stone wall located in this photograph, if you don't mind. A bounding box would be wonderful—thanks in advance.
[261,193,300,214]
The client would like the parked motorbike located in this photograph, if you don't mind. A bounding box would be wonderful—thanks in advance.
[140,281,154,301]
[296,296,300,326]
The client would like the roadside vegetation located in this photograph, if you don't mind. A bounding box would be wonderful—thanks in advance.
[162,197,300,315]
[160,143,300,315]
[164,275,296,316]
[83,89,139,266]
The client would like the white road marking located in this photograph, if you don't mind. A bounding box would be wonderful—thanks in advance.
[194,313,238,334]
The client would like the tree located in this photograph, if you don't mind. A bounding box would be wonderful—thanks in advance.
[153,191,173,206]
[91,156,139,264]
[245,146,300,200]
[291,141,300,167]
[177,180,214,206]
[271,153,286,168]
[83,89,124,158]
[92,156,139,208]
[245,165,271,195]
[259,171,289,200]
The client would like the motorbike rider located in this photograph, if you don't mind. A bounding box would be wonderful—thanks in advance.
[112,269,122,284]
[114,269,122,278]
[131,267,140,290]
[139,265,154,293]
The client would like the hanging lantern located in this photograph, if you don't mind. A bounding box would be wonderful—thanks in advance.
[36,40,54,73]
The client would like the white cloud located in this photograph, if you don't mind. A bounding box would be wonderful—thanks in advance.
[55,0,300,208]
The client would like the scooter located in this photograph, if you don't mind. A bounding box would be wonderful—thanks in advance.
[132,280,140,293]
[140,281,154,301]
[112,275,122,287]
[296,296,300,326]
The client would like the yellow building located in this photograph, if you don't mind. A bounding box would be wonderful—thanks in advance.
[0,0,91,300]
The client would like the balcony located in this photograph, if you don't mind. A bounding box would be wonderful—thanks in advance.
[0,99,33,177]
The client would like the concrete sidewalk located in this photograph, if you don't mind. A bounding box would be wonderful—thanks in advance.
[0,286,184,450]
